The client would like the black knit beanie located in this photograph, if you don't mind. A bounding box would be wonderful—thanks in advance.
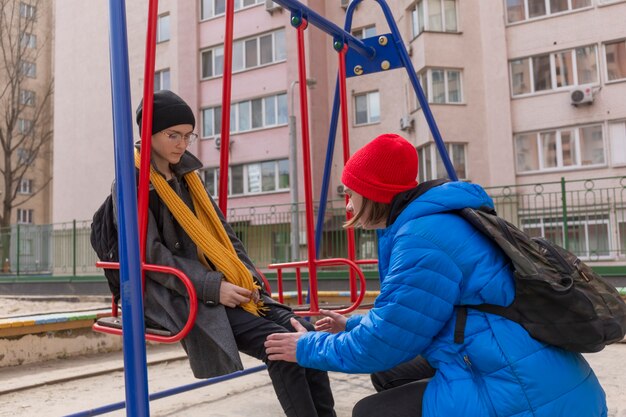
[135,90,195,136]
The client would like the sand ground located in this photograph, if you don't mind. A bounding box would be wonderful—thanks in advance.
[0,296,625,417]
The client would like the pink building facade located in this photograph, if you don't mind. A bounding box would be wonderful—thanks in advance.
[53,0,626,265]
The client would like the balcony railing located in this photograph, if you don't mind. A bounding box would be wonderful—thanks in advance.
[0,176,624,279]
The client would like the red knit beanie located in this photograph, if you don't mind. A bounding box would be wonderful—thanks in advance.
[341,134,418,204]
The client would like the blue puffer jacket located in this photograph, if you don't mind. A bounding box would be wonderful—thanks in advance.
[297,181,607,417]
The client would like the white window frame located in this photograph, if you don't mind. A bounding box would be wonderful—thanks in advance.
[417,68,464,105]
[16,208,34,224]
[515,124,606,173]
[19,2,36,19]
[20,32,36,49]
[410,0,458,37]
[154,69,171,91]
[200,29,286,80]
[157,13,170,43]
[20,60,36,78]
[352,25,376,40]
[18,178,33,194]
[608,120,626,166]
[510,45,599,97]
[17,148,34,164]
[353,91,380,126]
[521,213,613,260]
[505,0,593,24]
[19,89,35,106]
[201,92,287,138]
[604,39,626,83]
[200,0,263,21]
[18,118,32,134]
[417,142,467,181]
[202,159,289,197]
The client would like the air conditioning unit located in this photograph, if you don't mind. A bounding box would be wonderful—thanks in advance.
[214,137,233,149]
[340,0,350,9]
[399,115,414,131]
[570,85,594,106]
[265,0,282,13]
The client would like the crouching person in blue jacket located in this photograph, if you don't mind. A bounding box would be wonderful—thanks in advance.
[265,133,607,417]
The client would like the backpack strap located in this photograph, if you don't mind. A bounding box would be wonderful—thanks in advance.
[454,307,468,344]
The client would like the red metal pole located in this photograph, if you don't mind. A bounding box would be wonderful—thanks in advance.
[218,0,235,213]
[296,268,303,305]
[137,0,159,289]
[277,269,284,303]
[338,46,358,302]
[295,20,319,312]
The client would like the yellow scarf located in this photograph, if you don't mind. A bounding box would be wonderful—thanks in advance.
[134,151,262,316]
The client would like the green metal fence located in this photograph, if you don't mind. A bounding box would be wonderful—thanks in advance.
[485,176,626,261]
[0,176,624,279]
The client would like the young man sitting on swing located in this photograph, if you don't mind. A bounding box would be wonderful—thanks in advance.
[102,90,336,417]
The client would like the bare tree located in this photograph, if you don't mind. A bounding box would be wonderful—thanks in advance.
[0,0,53,263]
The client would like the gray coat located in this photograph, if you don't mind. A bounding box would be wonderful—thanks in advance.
[115,151,276,378]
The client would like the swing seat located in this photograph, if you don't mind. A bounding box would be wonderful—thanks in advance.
[269,257,374,316]
[95,315,173,337]
[92,261,198,343]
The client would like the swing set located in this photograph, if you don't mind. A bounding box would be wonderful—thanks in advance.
[82,0,459,415]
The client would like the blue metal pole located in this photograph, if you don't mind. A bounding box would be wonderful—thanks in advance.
[63,365,267,417]
[272,0,375,60]
[108,1,150,416]
[368,0,458,181]
[314,80,341,257]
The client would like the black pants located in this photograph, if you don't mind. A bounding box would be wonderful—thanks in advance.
[353,356,435,417]
[226,304,336,417]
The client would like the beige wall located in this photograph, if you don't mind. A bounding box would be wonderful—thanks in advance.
[1,0,55,225]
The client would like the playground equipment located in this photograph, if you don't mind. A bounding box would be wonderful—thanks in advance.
[88,0,458,415]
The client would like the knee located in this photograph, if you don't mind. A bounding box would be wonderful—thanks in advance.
[352,396,375,417]
[370,373,385,392]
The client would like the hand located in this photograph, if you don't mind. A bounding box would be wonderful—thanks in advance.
[265,318,309,362]
[314,309,347,333]
[219,281,253,308]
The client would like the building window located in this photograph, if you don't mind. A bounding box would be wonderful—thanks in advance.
[605,39,626,82]
[506,0,591,24]
[201,29,286,79]
[416,68,463,105]
[609,121,626,166]
[354,91,380,125]
[417,142,467,182]
[202,93,287,138]
[20,32,36,49]
[18,118,32,134]
[16,209,34,224]
[522,214,610,259]
[202,159,289,197]
[18,179,33,194]
[515,124,605,173]
[20,60,36,78]
[154,69,170,91]
[157,14,170,43]
[510,45,598,96]
[19,89,35,106]
[19,2,36,19]
[17,148,35,165]
[352,25,376,39]
[410,0,458,38]
[200,0,263,20]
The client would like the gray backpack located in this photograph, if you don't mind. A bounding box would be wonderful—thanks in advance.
[455,206,626,353]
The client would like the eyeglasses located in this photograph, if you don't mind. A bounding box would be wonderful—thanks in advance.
[161,130,198,145]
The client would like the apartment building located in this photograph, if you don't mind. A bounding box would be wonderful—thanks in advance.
[53,0,626,265]
[0,0,54,227]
